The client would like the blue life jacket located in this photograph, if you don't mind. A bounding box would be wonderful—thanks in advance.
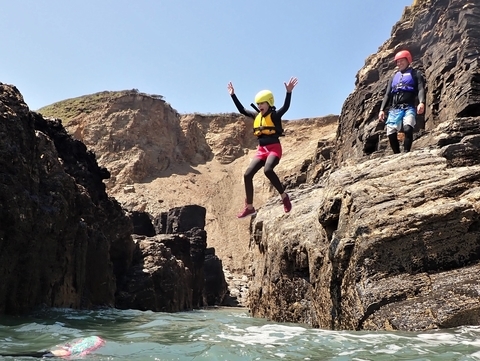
[391,68,416,93]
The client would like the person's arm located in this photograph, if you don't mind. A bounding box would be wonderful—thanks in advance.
[231,94,257,118]
[378,80,392,121]
[275,77,298,117]
[275,92,292,118]
[227,82,256,118]
[415,70,426,114]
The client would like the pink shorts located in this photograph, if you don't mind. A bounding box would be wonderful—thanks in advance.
[255,143,282,161]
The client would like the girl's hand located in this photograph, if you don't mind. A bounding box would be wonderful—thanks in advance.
[227,82,235,95]
[284,77,298,93]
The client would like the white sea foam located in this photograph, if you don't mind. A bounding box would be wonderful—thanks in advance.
[218,324,307,346]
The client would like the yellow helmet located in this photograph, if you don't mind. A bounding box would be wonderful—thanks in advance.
[254,90,274,107]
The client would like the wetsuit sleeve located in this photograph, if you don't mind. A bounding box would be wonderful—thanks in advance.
[275,92,292,118]
[380,79,392,111]
[415,70,426,104]
[0,351,54,358]
[231,94,257,119]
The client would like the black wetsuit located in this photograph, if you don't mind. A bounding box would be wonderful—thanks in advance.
[0,351,55,358]
[380,67,426,153]
[230,92,292,204]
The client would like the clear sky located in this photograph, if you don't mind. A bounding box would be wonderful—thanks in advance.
[1,1,412,120]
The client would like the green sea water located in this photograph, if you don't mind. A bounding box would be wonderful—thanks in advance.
[0,307,479,360]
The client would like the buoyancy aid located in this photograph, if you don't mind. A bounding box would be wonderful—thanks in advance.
[391,68,416,93]
[253,112,277,136]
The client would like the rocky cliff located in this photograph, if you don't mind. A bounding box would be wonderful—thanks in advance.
[248,0,480,331]
[336,0,480,165]
[0,84,131,313]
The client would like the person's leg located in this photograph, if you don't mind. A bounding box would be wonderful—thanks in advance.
[263,155,283,193]
[388,132,401,154]
[264,154,292,212]
[403,108,417,152]
[243,157,264,205]
[385,109,403,154]
[403,124,414,152]
[237,158,264,218]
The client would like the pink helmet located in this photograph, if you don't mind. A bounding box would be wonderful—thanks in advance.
[394,50,413,64]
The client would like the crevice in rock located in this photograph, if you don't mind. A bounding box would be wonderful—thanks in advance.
[328,235,356,329]
[357,293,409,330]
[458,103,480,117]
[283,248,310,282]
[251,220,266,253]
[364,133,380,155]
[319,197,341,242]
[467,220,480,233]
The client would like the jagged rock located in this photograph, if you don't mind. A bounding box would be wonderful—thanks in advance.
[249,149,480,331]
[0,84,227,315]
[116,235,193,312]
[117,206,229,311]
[153,204,206,234]
[334,0,480,166]
[0,83,134,314]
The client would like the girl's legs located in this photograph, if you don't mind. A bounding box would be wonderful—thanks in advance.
[239,144,291,216]
[243,157,265,205]
[264,155,292,212]
[264,155,283,194]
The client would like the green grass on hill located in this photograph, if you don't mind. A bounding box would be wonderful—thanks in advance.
[36,89,164,124]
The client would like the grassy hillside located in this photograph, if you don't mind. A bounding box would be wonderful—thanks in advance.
[37,89,163,124]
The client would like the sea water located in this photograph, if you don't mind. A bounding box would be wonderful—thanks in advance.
[0,307,479,360]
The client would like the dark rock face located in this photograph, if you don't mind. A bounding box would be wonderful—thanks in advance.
[154,205,206,234]
[249,151,480,331]
[204,248,228,306]
[116,205,228,311]
[129,210,156,237]
[0,83,134,314]
[334,0,480,166]
[248,0,480,331]
[116,234,194,312]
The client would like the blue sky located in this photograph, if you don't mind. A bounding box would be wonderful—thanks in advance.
[1,1,412,120]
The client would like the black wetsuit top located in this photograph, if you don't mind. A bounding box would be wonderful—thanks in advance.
[231,92,291,146]
[380,68,426,111]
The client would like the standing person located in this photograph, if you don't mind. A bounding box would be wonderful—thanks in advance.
[227,77,298,218]
[378,50,426,153]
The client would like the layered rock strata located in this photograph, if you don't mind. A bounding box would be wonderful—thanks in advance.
[248,0,480,331]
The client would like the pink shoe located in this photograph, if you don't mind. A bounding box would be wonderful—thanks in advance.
[237,206,256,218]
[282,193,292,213]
